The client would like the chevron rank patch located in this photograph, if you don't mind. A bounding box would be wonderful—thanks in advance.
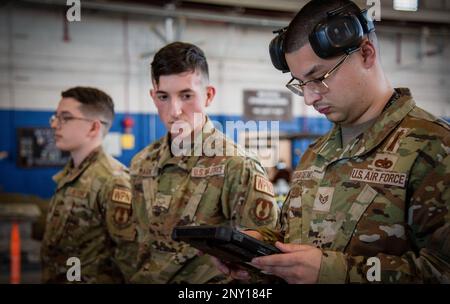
[313,187,335,213]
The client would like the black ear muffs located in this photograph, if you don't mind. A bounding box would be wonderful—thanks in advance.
[358,9,375,34]
[269,27,289,73]
[309,14,364,58]
[269,5,376,72]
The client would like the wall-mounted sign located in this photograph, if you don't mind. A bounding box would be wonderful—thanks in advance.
[17,128,69,168]
[243,90,293,121]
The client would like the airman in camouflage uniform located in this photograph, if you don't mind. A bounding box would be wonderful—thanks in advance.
[218,0,450,284]
[42,87,137,283]
[42,147,137,283]
[129,42,278,283]
[258,88,450,283]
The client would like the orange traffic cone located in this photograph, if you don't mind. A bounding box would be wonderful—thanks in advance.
[10,222,21,284]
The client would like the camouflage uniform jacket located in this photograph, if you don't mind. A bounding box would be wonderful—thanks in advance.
[41,147,137,283]
[262,88,450,283]
[130,118,278,283]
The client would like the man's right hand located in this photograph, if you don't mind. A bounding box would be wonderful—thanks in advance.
[210,230,263,281]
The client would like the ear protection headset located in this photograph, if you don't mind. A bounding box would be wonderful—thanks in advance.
[269,4,375,73]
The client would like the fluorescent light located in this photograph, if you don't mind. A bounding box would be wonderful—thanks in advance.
[394,0,418,11]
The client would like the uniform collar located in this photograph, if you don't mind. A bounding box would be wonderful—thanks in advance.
[154,117,216,172]
[314,88,415,162]
[53,146,104,189]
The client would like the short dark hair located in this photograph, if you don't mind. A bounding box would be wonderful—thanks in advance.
[284,0,371,54]
[151,42,209,85]
[61,86,114,133]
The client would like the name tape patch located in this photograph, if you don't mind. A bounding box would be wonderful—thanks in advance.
[191,165,225,177]
[292,168,324,181]
[65,187,88,199]
[350,168,407,188]
[292,170,314,181]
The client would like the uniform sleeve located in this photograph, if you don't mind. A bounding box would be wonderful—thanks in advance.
[221,157,279,230]
[318,152,450,283]
[255,165,300,244]
[101,174,139,282]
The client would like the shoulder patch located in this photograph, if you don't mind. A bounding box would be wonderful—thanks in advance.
[254,198,273,221]
[113,206,131,227]
[254,175,274,197]
[111,188,132,205]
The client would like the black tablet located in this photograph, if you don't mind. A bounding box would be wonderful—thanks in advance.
[171,225,281,265]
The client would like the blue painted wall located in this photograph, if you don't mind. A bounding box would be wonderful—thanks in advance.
[0,109,333,198]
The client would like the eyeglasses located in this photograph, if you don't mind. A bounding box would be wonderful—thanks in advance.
[49,114,108,126]
[286,50,356,97]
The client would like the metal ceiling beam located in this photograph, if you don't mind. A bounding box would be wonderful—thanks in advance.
[181,0,308,12]
[380,7,450,24]
[17,0,290,28]
[15,0,450,25]
[185,0,450,24]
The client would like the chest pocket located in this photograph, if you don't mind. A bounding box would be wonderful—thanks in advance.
[330,148,419,251]
[139,180,210,283]
[331,184,378,251]
[140,234,200,283]
[45,187,90,245]
[285,185,303,244]
[303,183,377,250]
[285,168,323,244]
[178,179,209,226]
[141,176,190,219]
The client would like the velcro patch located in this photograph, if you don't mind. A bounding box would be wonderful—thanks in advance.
[292,170,314,181]
[137,167,153,176]
[355,184,378,204]
[289,196,302,209]
[254,175,274,197]
[313,187,334,213]
[369,153,398,171]
[383,128,409,153]
[113,206,131,226]
[65,187,88,199]
[350,168,407,188]
[289,185,302,198]
[292,167,324,181]
[191,165,225,177]
[254,198,273,221]
[112,188,132,205]
[154,193,172,209]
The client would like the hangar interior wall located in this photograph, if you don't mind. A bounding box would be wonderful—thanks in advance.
[0,5,449,198]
